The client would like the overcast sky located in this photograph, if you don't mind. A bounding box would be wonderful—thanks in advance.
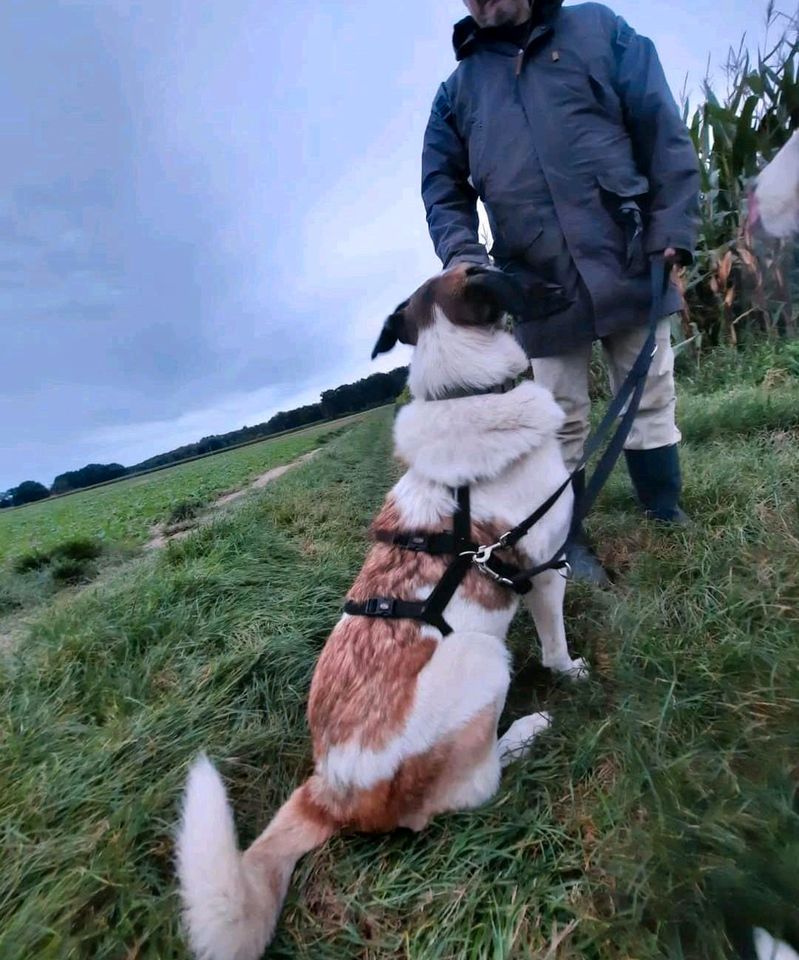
[0,0,768,489]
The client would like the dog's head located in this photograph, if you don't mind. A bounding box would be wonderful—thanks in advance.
[372,264,526,358]
[372,263,529,400]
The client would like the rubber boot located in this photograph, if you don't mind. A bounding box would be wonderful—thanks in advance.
[565,470,611,587]
[624,444,690,524]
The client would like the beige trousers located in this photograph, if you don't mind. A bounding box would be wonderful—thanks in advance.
[531,317,682,470]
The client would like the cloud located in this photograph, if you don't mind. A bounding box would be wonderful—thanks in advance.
[83,381,318,467]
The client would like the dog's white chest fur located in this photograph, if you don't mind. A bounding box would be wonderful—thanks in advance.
[394,379,572,558]
[389,379,572,632]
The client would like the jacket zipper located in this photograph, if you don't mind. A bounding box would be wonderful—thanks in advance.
[516,24,554,76]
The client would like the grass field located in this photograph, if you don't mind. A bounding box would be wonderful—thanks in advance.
[0,418,355,564]
[1,350,798,959]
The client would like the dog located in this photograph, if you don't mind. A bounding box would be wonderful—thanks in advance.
[748,130,799,239]
[176,263,587,960]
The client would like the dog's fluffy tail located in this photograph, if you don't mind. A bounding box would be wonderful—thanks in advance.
[176,755,336,960]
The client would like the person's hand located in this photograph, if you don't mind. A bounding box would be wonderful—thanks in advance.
[663,247,689,268]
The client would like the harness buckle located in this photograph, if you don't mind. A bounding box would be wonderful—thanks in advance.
[405,535,428,552]
[364,597,397,617]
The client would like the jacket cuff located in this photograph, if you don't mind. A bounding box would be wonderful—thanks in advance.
[445,246,490,268]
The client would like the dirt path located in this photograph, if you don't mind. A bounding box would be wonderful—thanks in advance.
[0,448,322,654]
[144,448,320,550]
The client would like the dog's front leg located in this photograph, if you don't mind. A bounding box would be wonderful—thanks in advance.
[523,568,588,678]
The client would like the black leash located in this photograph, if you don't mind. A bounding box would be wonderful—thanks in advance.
[345,258,670,631]
[490,257,670,586]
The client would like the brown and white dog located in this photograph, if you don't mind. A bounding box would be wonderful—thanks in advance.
[176,263,586,960]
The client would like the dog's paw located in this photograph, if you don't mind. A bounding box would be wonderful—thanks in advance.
[549,656,589,680]
[498,711,552,767]
[512,710,552,738]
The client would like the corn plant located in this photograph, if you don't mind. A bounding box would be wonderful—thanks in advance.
[682,3,799,345]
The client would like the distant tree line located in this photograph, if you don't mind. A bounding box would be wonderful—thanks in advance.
[320,369,409,419]
[51,463,127,495]
[0,480,50,508]
[129,368,407,472]
[1,367,408,507]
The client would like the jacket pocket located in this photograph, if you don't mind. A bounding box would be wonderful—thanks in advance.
[491,231,574,321]
[597,173,650,276]
[489,223,544,261]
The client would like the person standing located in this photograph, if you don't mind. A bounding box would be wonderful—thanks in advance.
[422,0,700,583]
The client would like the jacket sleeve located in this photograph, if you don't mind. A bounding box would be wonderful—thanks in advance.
[421,83,490,268]
[612,17,700,260]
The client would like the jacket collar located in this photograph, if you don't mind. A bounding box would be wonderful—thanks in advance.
[452,2,563,62]
[452,16,480,61]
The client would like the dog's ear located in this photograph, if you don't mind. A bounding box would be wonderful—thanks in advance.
[371,299,411,359]
[463,265,526,318]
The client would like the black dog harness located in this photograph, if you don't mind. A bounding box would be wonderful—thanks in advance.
[344,483,570,635]
[345,260,669,636]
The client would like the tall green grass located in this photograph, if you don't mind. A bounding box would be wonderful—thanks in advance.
[0,412,392,959]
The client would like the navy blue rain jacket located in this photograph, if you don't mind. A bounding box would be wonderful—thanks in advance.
[421,3,700,356]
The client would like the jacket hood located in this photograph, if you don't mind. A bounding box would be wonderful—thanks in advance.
[452,2,564,61]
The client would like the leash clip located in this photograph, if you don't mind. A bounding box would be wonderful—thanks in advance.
[472,543,514,587]
[473,544,493,565]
